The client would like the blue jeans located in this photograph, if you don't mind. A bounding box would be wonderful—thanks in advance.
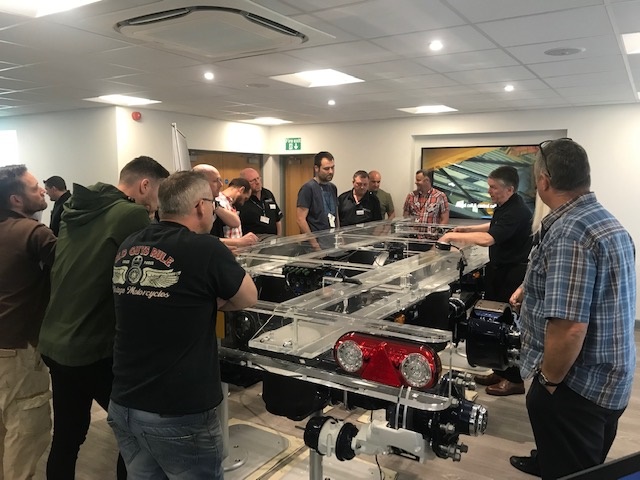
[107,401,224,480]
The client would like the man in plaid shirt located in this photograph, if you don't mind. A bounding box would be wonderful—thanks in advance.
[402,169,449,224]
[509,139,636,479]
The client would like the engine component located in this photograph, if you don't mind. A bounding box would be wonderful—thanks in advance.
[305,373,488,464]
[466,300,521,370]
[387,374,488,461]
[304,416,429,462]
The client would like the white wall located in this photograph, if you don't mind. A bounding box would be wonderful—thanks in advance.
[0,107,119,225]
[270,104,640,315]
[114,107,269,174]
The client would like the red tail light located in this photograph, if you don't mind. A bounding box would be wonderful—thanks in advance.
[334,332,441,390]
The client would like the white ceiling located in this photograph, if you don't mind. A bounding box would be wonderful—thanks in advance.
[1,0,639,124]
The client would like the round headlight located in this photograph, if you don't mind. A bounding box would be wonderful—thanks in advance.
[399,352,432,388]
[335,340,364,373]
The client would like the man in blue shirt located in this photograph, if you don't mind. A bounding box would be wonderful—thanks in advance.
[510,138,636,479]
[296,151,338,233]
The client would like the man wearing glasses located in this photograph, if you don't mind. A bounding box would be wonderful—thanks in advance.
[238,167,283,237]
[192,164,241,232]
[509,138,636,479]
[109,170,257,480]
[338,170,382,226]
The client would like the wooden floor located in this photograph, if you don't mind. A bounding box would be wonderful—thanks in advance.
[35,330,640,479]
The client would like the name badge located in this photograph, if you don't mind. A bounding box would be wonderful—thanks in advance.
[269,204,276,210]
[328,213,336,228]
[356,209,365,216]
[260,215,270,224]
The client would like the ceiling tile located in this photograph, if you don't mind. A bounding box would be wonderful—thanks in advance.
[506,35,621,64]
[312,0,465,38]
[371,25,497,57]
[416,49,519,73]
[445,0,602,23]
[445,66,536,85]
[476,5,612,47]
[528,55,626,78]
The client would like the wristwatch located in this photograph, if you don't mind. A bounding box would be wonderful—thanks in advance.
[537,369,562,387]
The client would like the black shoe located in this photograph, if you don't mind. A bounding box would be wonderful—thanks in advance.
[510,450,541,477]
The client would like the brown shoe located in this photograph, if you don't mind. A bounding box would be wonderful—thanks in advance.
[486,379,525,396]
[474,373,502,386]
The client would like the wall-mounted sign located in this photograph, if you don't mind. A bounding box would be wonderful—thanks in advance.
[285,137,301,151]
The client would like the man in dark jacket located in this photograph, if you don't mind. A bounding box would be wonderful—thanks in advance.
[440,166,532,396]
[44,175,71,235]
[338,170,382,226]
[38,156,169,479]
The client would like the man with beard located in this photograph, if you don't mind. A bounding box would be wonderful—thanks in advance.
[38,156,170,479]
[213,177,258,247]
[296,151,338,233]
[0,165,56,479]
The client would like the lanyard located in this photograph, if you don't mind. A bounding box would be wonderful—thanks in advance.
[249,197,266,216]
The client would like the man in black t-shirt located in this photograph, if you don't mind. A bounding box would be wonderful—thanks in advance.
[440,166,532,396]
[108,171,257,480]
[238,167,283,236]
[338,170,382,226]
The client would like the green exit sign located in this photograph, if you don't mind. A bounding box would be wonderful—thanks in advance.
[285,137,301,151]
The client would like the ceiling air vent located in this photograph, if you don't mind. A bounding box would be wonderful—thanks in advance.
[114,5,311,60]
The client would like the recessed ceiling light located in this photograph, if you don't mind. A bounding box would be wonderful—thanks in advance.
[397,105,457,114]
[504,84,515,92]
[328,99,336,106]
[203,72,214,81]
[84,94,161,106]
[429,40,443,51]
[270,69,364,88]
[0,0,102,17]
[544,47,585,56]
[622,33,640,54]
[242,117,292,126]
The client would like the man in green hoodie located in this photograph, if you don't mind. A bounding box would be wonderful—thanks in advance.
[38,156,170,479]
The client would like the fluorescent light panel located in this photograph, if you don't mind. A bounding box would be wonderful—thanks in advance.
[0,0,102,18]
[84,95,161,106]
[622,33,640,54]
[397,105,457,114]
[271,69,364,88]
[242,117,292,126]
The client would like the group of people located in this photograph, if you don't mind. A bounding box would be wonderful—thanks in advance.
[295,151,454,234]
[0,138,636,480]
[191,164,284,249]
[0,157,258,479]
[440,139,636,479]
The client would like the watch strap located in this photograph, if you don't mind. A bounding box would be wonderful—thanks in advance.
[537,370,561,387]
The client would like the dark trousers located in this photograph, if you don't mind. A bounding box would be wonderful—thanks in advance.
[527,379,624,480]
[484,262,528,383]
[43,356,126,480]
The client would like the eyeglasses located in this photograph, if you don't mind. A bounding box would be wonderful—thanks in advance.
[538,137,572,179]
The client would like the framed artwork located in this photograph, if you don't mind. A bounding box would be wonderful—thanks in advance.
[422,145,538,219]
